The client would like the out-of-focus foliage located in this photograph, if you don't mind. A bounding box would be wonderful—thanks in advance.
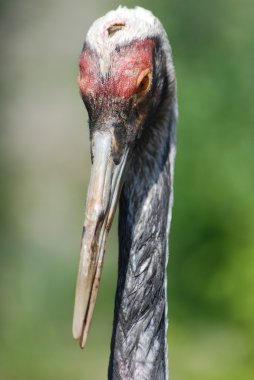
[0,0,253,379]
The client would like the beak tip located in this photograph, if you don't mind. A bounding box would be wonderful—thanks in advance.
[72,317,81,341]
[72,313,87,348]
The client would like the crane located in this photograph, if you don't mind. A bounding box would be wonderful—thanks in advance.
[72,6,178,380]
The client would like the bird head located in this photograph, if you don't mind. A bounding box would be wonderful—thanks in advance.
[72,6,176,348]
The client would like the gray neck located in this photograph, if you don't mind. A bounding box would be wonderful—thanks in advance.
[108,98,177,380]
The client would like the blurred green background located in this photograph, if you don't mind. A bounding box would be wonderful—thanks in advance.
[0,0,253,379]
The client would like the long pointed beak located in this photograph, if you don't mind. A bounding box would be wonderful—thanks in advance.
[72,131,129,348]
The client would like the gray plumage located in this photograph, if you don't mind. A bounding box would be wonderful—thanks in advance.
[72,6,177,380]
[109,77,177,380]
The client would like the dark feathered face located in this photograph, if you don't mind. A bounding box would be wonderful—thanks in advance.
[73,37,170,348]
[78,38,167,162]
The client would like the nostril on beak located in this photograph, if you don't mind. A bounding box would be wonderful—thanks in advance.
[111,123,127,165]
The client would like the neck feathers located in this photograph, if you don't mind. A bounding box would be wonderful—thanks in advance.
[108,97,177,380]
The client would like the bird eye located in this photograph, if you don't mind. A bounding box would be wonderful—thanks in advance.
[135,69,152,99]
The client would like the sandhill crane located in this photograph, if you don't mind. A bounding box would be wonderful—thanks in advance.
[72,6,177,380]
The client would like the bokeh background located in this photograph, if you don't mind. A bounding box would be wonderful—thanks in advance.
[0,0,253,379]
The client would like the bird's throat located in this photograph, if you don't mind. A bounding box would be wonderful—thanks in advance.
[108,108,175,380]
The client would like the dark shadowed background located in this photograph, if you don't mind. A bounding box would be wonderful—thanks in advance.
[0,0,253,379]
